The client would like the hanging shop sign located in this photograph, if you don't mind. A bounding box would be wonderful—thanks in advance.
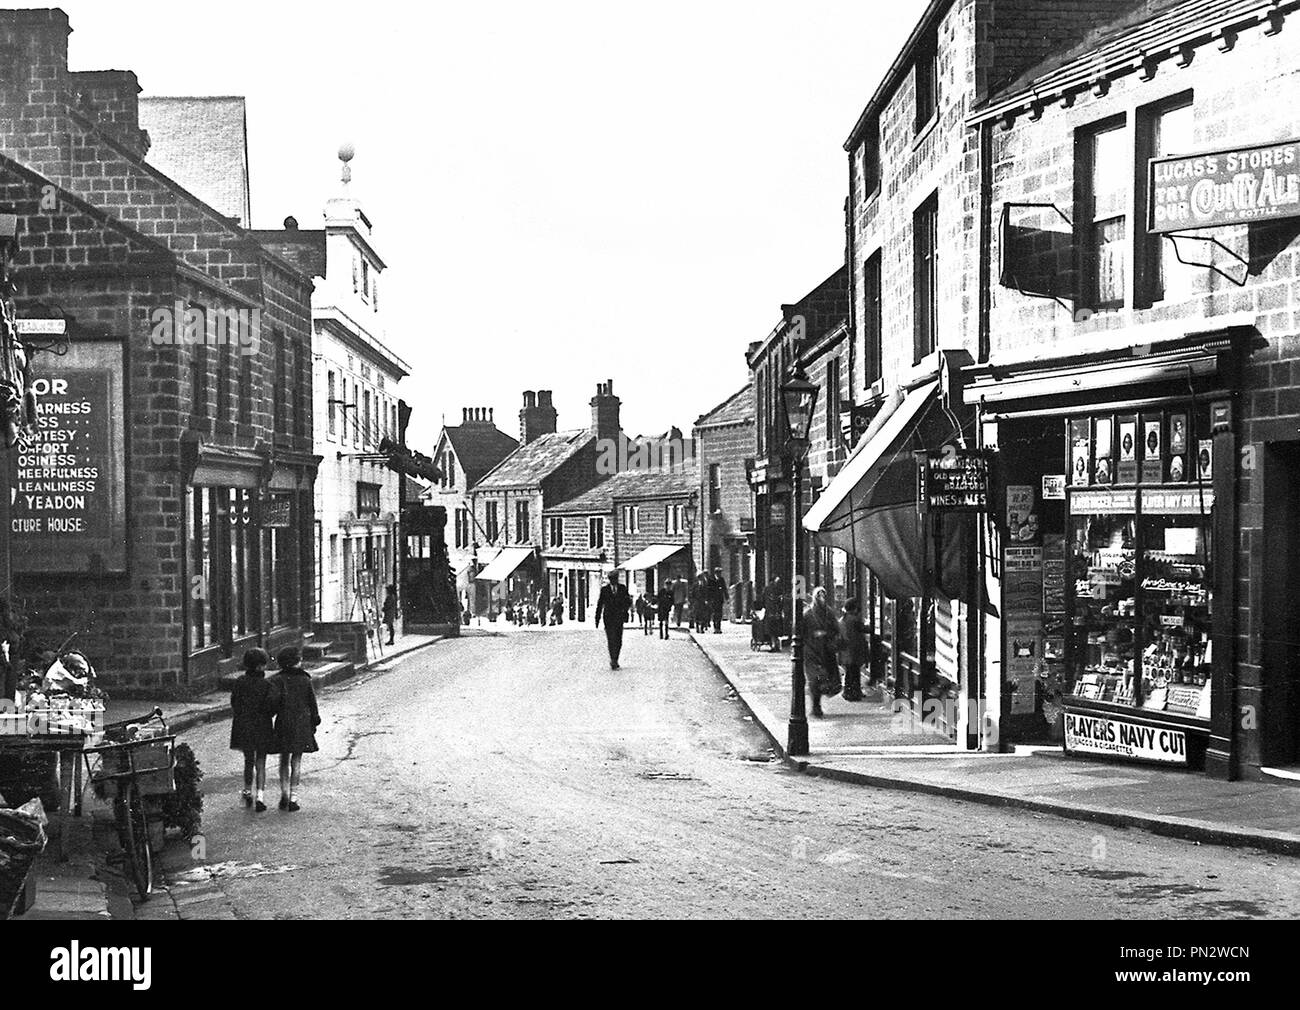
[918,448,990,512]
[10,341,126,573]
[263,498,292,528]
[1149,139,1300,233]
[1063,712,1189,765]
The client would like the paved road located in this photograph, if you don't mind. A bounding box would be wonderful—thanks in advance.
[153,626,1300,919]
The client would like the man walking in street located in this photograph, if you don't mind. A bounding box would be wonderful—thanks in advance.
[656,579,675,640]
[710,567,728,634]
[594,570,632,669]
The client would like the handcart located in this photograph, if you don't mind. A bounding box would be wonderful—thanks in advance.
[83,708,175,900]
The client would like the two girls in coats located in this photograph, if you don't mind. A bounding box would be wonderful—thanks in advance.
[229,646,321,812]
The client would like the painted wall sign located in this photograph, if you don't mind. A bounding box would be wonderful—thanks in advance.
[1063,711,1189,765]
[10,341,126,573]
[1149,140,1300,233]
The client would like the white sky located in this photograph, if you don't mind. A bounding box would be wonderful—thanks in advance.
[48,0,925,448]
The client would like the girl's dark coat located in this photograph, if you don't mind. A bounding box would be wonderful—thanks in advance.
[268,668,320,754]
[229,673,276,753]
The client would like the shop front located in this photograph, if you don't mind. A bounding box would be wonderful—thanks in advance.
[618,543,691,597]
[964,329,1249,775]
[803,374,984,748]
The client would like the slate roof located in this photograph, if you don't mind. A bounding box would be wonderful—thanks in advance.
[473,429,591,490]
[139,97,251,225]
[979,0,1262,113]
[695,384,753,428]
[443,424,521,489]
[548,464,700,515]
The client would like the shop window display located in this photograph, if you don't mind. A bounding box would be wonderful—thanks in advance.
[1062,405,1214,725]
[1069,512,1137,704]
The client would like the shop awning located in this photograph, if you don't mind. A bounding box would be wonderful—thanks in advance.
[475,546,535,582]
[802,380,960,600]
[618,543,687,571]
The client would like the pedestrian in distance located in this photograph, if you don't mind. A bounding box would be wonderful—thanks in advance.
[839,597,868,702]
[635,592,647,631]
[710,567,728,633]
[763,576,786,652]
[802,586,843,718]
[673,577,687,627]
[594,570,632,669]
[691,573,709,632]
[656,580,675,639]
[268,646,320,812]
[551,593,565,626]
[229,647,275,813]
[641,591,655,635]
[382,584,398,645]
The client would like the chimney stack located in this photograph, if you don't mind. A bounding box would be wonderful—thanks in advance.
[590,379,621,444]
[520,389,558,445]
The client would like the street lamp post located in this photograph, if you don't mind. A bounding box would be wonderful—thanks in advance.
[781,365,819,757]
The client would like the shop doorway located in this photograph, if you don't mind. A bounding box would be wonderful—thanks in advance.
[1261,441,1300,769]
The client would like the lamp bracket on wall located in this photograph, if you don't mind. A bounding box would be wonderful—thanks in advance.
[1163,232,1249,287]
[998,201,1075,314]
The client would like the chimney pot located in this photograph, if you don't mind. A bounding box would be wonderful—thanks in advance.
[489,407,494,423]
[462,408,468,423]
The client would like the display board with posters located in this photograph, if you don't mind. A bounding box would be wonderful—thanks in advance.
[10,341,126,573]
[1004,484,1042,715]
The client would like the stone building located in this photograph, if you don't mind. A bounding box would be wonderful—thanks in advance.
[747,266,847,601]
[468,383,624,620]
[254,156,408,629]
[546,463,699,615]
[805,0,1147,746]
[426,406,519,603]
[0,9,317,694]
[961,0,1300,779]
[693,384,755,616]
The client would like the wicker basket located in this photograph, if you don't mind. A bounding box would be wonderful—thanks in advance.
[89,737,175,800]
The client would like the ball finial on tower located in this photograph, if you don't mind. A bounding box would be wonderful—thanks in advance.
[338,142,355,185]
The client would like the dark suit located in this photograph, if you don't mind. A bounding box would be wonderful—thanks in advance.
[709,574,728,632]
[594,582,632,668]
[656,586,675,638]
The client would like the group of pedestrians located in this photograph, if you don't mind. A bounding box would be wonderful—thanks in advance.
[228,646,321,812]
[800,587,879,717]
[628,569,730,640]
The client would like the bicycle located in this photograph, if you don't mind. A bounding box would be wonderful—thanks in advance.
[83,708,176,900]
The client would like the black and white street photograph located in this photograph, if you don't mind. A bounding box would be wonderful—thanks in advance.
[0,0,1297,977]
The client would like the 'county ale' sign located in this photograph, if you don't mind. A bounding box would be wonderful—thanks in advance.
[1149,140,1300,233]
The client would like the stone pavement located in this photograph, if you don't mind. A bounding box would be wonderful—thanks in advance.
[689,624,1300,857]
[12,813,127,920]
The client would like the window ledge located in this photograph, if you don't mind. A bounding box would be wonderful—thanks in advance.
[913,114,938,149]
[906,351,941,388]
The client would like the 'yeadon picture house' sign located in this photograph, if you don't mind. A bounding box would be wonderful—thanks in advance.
[9,342,127,573]
[1150,139,1300,232]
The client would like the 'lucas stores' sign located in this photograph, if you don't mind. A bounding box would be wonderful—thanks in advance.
[1150,140,1300,233]
[10,342,126,574]
[1063,711,1188,765]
